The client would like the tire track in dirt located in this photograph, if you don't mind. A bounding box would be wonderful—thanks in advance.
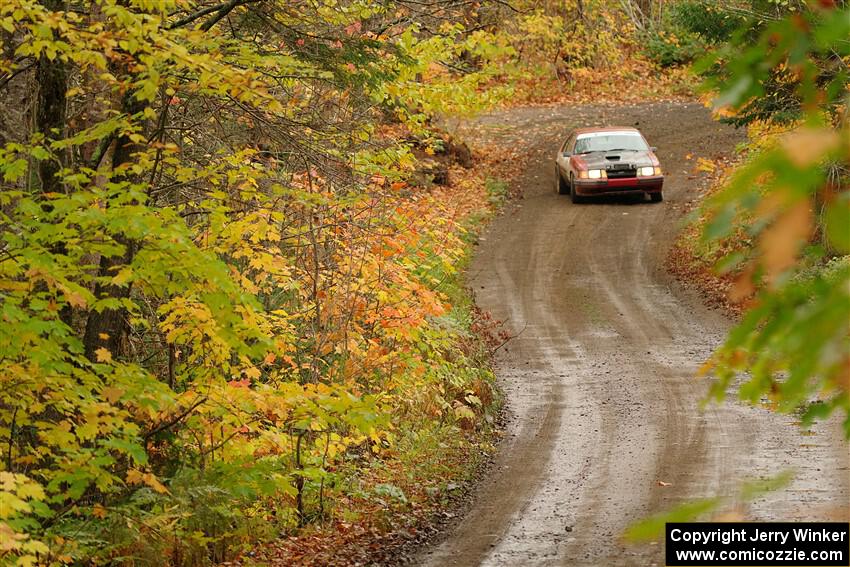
[416,102,850,567]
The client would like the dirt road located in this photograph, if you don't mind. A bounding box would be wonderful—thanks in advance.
[418,103,850,567]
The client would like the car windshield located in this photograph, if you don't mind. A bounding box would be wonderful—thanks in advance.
[574,132,648,154]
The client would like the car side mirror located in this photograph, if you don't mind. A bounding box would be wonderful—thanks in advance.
[650,146,657,152]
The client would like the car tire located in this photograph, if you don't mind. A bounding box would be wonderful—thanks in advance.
[650,192,663,203]
[570,174,586,204]
[557,168,569,195]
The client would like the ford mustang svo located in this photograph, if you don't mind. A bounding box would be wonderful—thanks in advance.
[555,127,663,203]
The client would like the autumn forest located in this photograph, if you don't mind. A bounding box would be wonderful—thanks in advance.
[1,0,849,565]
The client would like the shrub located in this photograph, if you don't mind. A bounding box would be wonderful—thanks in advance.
[642,2,747,68]
[670,1,746,43]
[642,25,705,67]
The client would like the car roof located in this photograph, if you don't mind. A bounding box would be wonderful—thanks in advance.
[573,126,641,135]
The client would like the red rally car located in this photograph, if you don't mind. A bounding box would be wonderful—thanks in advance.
[555,126,664,203]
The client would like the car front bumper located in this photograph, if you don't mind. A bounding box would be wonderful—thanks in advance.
[574,176,663,196]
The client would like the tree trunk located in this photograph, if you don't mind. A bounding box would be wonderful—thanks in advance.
[35,0,71,326]
[81,0,244,362]
[83,94,144,361]
[35,46,65,196]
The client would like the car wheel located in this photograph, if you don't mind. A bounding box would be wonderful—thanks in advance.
[557,167,569,195]
[650,192,663,203]
[570,174,586,204]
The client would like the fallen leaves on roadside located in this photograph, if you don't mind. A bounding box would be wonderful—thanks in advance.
[500,57,695,108]
[666,153,744,316]
[694,157,717,173]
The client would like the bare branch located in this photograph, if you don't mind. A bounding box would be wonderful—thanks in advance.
[167,0,263,31]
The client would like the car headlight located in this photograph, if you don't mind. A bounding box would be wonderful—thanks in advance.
[580,169,606,179]
[638,166,661,177]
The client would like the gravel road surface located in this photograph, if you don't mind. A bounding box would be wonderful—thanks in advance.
[418,102,850,567]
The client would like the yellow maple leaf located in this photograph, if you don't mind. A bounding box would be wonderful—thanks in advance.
[125,469,144,485]
[94,348,112,363]
[58,284,87,308]
[110,267,133,286]
[143,473,170,494]
[101,386,123,404]
[125,469,170,494]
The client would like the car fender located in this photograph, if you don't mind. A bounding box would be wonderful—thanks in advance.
[555,154,568,176]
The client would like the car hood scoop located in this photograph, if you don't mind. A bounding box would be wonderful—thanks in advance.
[580,149,654,169]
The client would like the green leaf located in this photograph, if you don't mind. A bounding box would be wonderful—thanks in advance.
[624,499,721,542]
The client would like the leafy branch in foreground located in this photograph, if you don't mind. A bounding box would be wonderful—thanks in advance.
[625,472,795,542]
[697,4,850,435]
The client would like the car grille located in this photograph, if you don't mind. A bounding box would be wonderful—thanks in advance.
[606,166,636,178]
